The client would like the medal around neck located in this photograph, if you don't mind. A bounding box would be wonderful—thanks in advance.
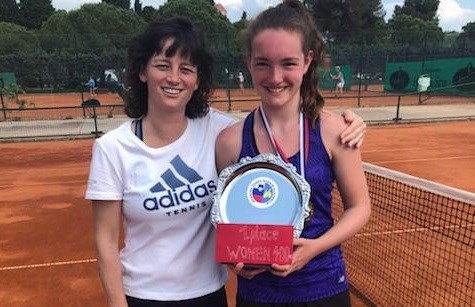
[211,153,312,238]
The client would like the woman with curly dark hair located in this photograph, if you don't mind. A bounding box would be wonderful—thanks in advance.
[86,18,233,307]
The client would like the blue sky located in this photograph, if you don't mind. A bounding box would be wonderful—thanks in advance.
[52,0,475,32]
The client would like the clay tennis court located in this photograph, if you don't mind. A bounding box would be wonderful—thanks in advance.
[0,90,473,306]
[11,85,474,110]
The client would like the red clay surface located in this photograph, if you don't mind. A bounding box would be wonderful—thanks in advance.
[3,88,471,123]
[1,120,473,306]
[10,86,475,110]
[362,121,475,192]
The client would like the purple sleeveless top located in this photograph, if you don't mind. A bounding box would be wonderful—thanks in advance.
[237,111,348,303]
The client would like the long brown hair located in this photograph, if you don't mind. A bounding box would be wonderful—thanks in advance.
[243,0,326,125]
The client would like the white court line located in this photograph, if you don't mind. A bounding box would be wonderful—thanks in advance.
[0,180,86,189]
[0,258,97,271]
[3,166,88,172]
[356,223,475,237]
[362,145,457,154]
[372,155,475,164]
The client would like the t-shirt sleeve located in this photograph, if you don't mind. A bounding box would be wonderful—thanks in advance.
[85,139,123,201]
[210,108,236,130]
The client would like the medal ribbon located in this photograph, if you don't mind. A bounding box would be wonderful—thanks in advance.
[258,105,309,178]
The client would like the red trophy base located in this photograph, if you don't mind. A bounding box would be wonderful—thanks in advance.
[215,223,293,266]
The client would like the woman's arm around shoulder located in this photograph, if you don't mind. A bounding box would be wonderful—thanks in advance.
[338,109,366,148]
[215,120,244,173]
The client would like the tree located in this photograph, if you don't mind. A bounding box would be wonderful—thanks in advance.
[388,14,443,45]
[458,22,475,41]
[39,3,146,53]
[17,0,55,30]
[388,0,442,46]
[154,0,229,32]
[231,10,249,58]
[134,0,142,13]
[305,0,345,41]
[233,11,248,34]
[306,0,385,44]
[140,6,157,23]
[0,0,19,24]
[167,0,215,4]
[102,0,130,10]
[456,22,475,50]
[30,3,146,89]
[0,22,40,55]
[393,0,440,22]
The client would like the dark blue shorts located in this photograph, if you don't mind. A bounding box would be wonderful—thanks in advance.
[236,289,350,307]
[126,286,227,307]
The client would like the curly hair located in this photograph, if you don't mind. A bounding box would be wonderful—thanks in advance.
[123,17,213,119]
[243,0,326,125]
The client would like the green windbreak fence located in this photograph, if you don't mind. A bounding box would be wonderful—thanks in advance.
[384,57,475,94]
[0,72,17,88]
[318,65,352,90]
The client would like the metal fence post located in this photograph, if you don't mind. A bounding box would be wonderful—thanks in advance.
[393,95,402,122]
[0,78,6,121]
[92,106,102,138]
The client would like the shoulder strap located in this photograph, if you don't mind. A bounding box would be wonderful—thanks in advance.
[134,118,143,141]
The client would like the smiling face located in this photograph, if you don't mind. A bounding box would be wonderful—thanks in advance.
[139,38,199,114]
[248,29,313,110]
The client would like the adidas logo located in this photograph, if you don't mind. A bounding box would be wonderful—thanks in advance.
[150,155,203,192]
[143,155,217,211]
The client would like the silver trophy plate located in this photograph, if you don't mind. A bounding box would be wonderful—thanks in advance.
[211,153,311,238]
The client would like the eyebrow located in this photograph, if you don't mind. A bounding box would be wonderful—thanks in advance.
[252,56,300,62]
[151,55,196,66]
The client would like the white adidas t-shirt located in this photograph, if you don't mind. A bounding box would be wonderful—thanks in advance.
[85,109,235,301]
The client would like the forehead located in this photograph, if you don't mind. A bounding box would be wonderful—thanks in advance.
[251,29,303,59]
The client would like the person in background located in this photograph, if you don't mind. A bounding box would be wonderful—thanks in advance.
[215,1,371,306]
[87,76,97,96]
[237,71,245,92]
[332,65,345,97]
[86,16,366,307]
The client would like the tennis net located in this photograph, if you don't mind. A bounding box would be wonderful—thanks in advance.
[333,163,474,306]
